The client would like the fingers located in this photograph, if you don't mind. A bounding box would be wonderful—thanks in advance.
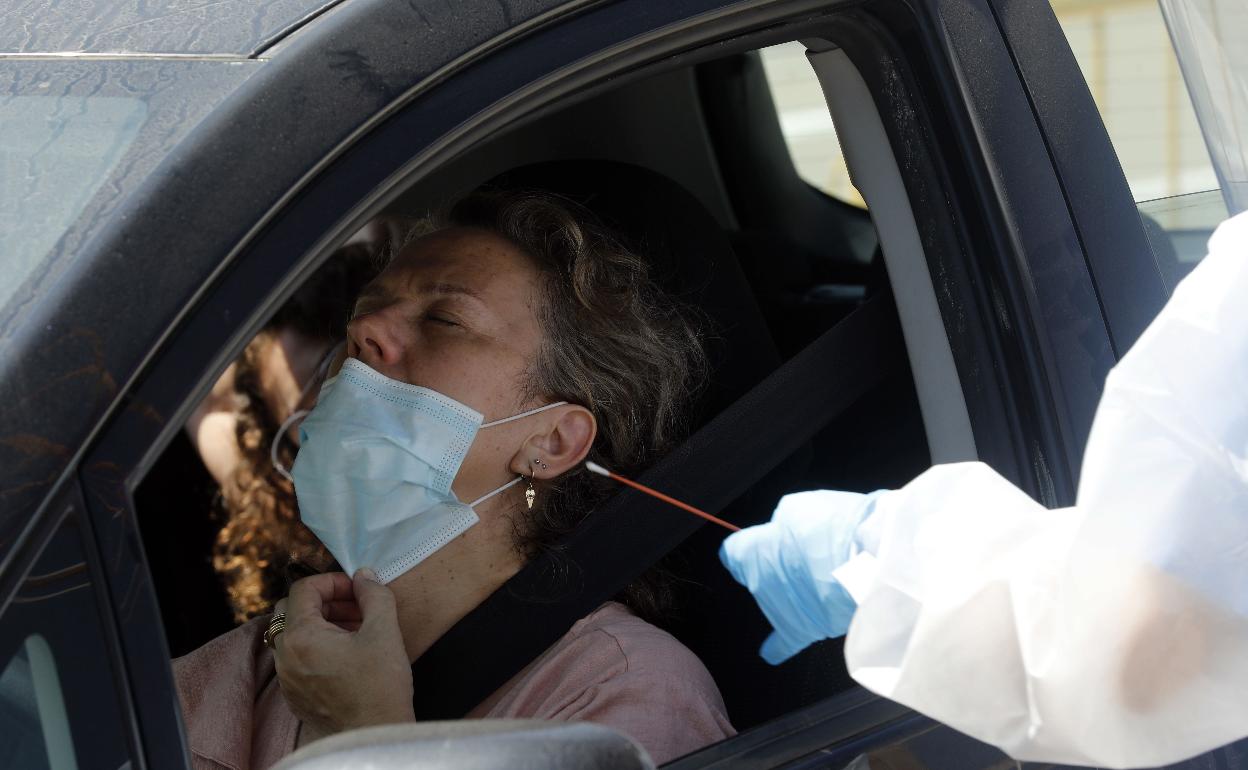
[273,576,364,641]
[324,599,363,624]
[351,568,399,630]
[325,599,363,631]
[287,572,356,623]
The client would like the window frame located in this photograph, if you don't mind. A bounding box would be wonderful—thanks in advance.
[988,0,1170,352]
[816,0,1124,503]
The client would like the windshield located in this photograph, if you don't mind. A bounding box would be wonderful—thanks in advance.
[1160,0,1248,216]
[0,94,147,312]
[0,60,257,338]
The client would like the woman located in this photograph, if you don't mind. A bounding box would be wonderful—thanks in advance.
[175,189,736,768]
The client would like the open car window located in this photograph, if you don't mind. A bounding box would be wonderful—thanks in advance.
[131,32,936,762]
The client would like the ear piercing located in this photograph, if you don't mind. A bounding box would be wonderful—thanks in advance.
[525,459,546,510]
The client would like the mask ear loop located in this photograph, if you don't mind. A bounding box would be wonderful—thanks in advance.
[468,400,570,506]
[467,476,524,508]
[272,409,310,483]
[271,340,347,484]
[479,400,568,428]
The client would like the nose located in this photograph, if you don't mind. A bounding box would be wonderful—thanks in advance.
[346,309,404,372]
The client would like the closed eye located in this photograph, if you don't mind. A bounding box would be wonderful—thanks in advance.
[425,314,459,327]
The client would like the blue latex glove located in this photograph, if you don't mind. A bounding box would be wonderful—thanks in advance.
[719,490,883,664]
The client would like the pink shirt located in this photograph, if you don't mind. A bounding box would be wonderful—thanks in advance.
[174,602,735,769]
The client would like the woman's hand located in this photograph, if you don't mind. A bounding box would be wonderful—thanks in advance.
[272,570,415,736]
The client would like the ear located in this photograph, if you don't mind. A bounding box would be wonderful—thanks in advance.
[508,405,597,481]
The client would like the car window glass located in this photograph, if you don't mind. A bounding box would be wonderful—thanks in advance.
[758,42,865,208]
[0,94,147,313]
[0,60,257,346]
[0,635,77,770]
[0,513,132,770]
[1053,0,1227,283]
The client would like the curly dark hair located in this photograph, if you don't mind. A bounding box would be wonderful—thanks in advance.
[420,190,710,624]
[213,240,381,621]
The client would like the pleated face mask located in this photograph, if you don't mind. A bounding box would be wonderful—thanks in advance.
[291,358,565,583]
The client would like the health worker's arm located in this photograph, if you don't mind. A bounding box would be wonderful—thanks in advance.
[724,211,1248,769]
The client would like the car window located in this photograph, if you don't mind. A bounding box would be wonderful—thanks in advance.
[0,512,133,770]
[758,42,865,208]
[0,635,76,770]
[1052,0,1227,283]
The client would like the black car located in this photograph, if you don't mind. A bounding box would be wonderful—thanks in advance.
[1,0,1242,767]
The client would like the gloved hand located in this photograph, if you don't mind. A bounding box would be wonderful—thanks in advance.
[719,489,883,664]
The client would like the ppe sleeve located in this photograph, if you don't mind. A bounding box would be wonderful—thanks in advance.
[840,211,1248,768]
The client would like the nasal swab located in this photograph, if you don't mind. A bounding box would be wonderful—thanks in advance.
[585,461,741,533]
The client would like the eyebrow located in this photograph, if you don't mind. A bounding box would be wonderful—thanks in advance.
[352,281,483,311]
[423,282,483,301]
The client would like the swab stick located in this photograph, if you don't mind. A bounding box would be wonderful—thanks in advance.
[585,461,741,533]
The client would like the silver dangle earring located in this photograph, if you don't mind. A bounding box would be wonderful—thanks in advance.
[526,459,546,509]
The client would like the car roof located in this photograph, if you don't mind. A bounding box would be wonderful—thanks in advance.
[0,0,340,56]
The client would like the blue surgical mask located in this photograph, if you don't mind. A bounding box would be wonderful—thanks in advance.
[291,358,566,583]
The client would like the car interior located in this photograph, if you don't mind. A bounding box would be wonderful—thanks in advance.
[135,37,964,744]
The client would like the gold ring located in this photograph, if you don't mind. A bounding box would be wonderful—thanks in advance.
[263,612,288,649]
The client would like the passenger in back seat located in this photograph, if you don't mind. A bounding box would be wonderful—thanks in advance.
[174,189,735,769]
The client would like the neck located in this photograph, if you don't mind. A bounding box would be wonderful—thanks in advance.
[386,500,525,662]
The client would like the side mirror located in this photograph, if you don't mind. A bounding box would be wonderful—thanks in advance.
[272,719,655,770]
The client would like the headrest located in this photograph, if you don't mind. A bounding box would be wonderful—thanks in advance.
[482,160,780,421]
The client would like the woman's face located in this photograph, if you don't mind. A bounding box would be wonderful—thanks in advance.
[340,226,549,506]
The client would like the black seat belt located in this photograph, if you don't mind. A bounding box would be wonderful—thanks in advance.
[411,294,906,719]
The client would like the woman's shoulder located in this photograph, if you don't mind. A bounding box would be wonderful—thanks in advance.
[174,617,295,769]
[571,602,718,685]
[174,616,271,704]
[480,602,735,764]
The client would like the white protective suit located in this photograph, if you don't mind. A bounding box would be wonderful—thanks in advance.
[831,211,1248,767]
